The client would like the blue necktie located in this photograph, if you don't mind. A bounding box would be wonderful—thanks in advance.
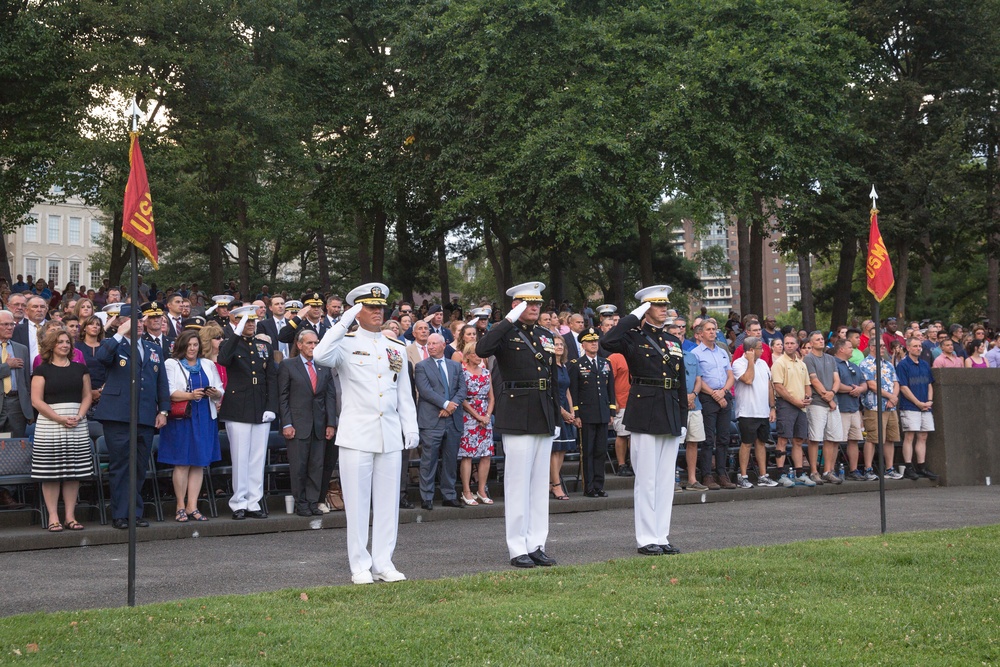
[437,359,448,389]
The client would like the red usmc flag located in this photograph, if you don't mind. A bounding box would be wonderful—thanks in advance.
[121,132,158,269]
[866,207,893,303]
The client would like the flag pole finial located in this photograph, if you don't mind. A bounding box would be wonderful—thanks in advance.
[870,184,878,210]
[129,99,141,132]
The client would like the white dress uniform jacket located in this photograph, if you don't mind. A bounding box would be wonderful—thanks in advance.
[313,323,418,452]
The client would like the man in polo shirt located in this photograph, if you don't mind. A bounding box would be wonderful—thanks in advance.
[678,321,706,491]
[932,337,964,368]
[860,337,903,480]
[771,334,814,487]
[833,339,871,481]
[896,337,938,480]
[692,319,735,489]
[804,331,844,485]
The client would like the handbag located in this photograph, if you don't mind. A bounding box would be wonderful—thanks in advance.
[0,438,32,475]
[168,363,192,420]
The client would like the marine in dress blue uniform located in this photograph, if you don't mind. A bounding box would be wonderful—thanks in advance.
[568,327,616,496]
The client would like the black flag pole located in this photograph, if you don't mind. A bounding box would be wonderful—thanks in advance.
[128,244,139,606]
[874,302,887,534]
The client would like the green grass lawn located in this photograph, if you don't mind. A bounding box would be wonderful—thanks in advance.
[2,525,999,666]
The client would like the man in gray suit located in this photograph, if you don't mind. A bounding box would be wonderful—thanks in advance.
[278,329,338,516]
[414,333,467,510]
[0,310,32,436]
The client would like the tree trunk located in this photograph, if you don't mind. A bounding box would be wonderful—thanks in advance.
[0,229,11,283]
[894,237,911,320]
[748,220,765,317]
[986,139,999,327]
[548,245,564,305]
[797,251,815,332]
[637,220,653,285]
[354,212,372,282]
[109,209,128,287]
[208,232,224,293]
[371,208,386,282]
[989,254,999,328]
[484,217,510,304]
[437,231,450,305]
[919,230,932,295]
[269,236,282,287]
[608,258,626,310]
[830,236,860,328]
[395,211,415,304]
[736,214,752,317]
[236,199,251,296]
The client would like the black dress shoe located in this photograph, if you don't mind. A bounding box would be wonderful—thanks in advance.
[528,548,556,566]
[112,518,128,529]
[904,463,919,480]
[617,463,635,477]
[918,465,939,480]
[510,555,535,568]
[135,518,150,527]
[296,507,313,517]
[637,544,664,556]
[595,489,608,497]
[245,510,267,519]
[441,498,464,508]
[400,497,415,509]
[232,509,246,520]
[584,489,600,498]
[659,542,681,555]
[421,501,434,511]
[309,504,324,516]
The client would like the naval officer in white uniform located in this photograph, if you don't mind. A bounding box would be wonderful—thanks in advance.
[313,282,419,584]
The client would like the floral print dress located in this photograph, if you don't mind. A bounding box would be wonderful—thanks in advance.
[459,368,494,458]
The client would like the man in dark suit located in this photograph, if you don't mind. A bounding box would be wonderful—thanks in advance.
[218,305,278,519]
[278,329,338,516]
[139,301,173,354]
[414,333,467,510]
[0,310,32,436]
[569,327,616,497]
[562,312,586,360]
[476,281,561,569]
[163,293,186,338]
[256,295,289,361]
[94,305,171,529]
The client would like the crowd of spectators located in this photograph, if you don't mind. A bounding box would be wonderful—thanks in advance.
[0,271,991,524]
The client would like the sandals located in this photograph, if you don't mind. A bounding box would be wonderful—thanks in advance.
[461,494,479,506]
[47,522,63,532]
[175,509,188,522]
[550,483,570,501]
[475,491,494,505]
[65,520,84,531]
[188,509,209,522]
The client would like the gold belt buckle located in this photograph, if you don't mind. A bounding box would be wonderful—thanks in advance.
[252,377,258,385]
[538,379,548,391]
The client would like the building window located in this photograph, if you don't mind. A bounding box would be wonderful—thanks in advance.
[69,261,81,284]
[47,259,60,285]
[89,268,102,289]
[90,218,103,244]
[25,215,39,242]
[69,217,82,245]
[47,215,60,243]
[25,257,38,279]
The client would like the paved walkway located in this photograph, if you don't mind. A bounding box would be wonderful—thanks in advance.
[1,485,997,617]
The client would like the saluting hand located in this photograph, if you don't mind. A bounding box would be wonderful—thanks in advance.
[630,302,651,319]
[340,303,364,328]
[505,301,527,323]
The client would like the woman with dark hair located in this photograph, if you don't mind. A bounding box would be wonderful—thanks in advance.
[449,324,479,363]
[965,339,988,368]
[549,336,577,501]
[31,327,93,531]
[158,330,225,522]
[76,315,106,410]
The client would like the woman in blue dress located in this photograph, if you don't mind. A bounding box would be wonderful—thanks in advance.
[549,337,577,501]
[158,330,225,522]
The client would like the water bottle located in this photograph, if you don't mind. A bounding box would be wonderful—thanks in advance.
[788,464,794,481]
[675,468,680,484]
[838,462,845,480]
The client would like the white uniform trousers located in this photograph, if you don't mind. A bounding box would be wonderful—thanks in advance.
[502,433,553,558]
[339,447,402,576]
[226,421,270,512]
[631,432,681,547]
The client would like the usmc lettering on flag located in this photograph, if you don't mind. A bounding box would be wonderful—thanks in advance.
[121,132,159,269]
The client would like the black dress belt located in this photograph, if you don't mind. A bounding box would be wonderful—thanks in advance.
[632,377,678,389]
[502,380,549,391]
[4,391,17,397]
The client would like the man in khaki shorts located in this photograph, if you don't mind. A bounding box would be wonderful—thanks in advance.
[771,334,814,487]
[833,339,873,480]
[859,337,902,479]
[804,331,843,484]
[676,321,706,490]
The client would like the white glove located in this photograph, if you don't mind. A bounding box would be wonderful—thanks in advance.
[340,302,364,328]
[506,301,528,323]
[205,304,218,315]
[262,411,276,423]
[553,426,560,438]
[467,317,479,327]
[630,302,651,319]
[680,427,687,441]
[404,432,419,450]
[232,313,250,336]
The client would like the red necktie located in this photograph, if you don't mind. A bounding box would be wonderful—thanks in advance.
[306,359,317,392]
[421,345,428,360]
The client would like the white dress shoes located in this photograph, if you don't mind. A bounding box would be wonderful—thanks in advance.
[351,570,374,585]
[372,569,407,583]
